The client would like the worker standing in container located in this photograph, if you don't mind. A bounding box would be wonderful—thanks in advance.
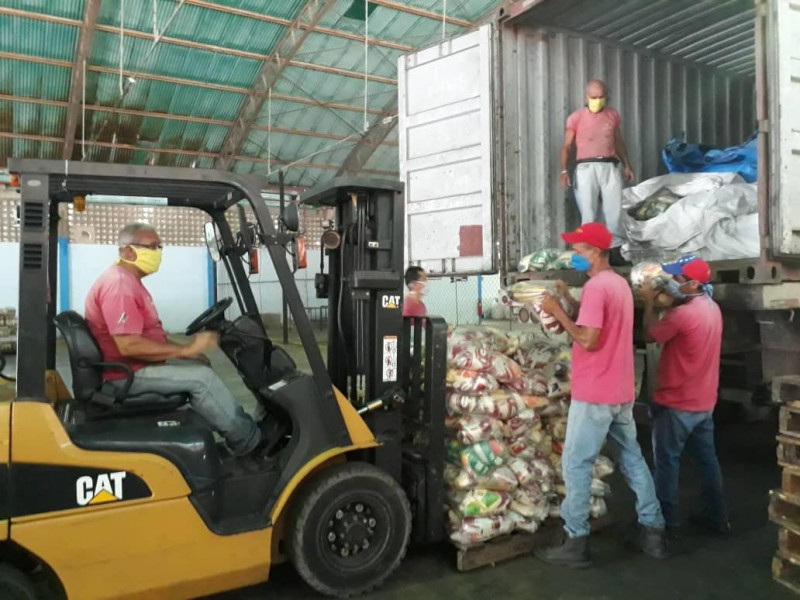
[535,223,669,567]
[640,255,730,539]
[560,79,635,266]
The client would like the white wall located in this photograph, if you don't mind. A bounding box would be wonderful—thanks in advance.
[1,241,211,333]
[218,248,329,320]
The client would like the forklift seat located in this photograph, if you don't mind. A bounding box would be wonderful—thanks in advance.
[54,311,188,416]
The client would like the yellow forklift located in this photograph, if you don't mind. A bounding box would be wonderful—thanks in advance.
[0,159,447,599]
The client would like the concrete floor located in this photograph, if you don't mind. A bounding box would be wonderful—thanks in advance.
[13,337,795,600]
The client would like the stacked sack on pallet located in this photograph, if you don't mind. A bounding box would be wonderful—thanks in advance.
[444,325,615,547]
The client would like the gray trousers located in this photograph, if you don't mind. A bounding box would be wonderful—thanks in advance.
[109,360,261,456]
[574,162,624,247]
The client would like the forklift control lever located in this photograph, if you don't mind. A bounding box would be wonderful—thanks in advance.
[356,392,405,415]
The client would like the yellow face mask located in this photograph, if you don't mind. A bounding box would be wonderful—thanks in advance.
[117,247,163,275]
[587,97,607,113]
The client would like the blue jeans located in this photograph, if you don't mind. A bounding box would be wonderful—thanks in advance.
[109,360,261,456]
[651,404,728,529]
[562,400,665,538]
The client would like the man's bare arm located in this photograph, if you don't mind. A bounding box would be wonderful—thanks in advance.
[113,331,218,363]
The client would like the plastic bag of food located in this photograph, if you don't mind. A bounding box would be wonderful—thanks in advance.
[505,413,536,440]
[505,371,548,396]
[459,439,509,476]
[540,399,568,418]
[549,503,562,519]
[449,415,509,445]
[508,511,541,534]
[593,455,615,479]
[451,488,512,517]
[511,487,552,521]
[449,513,515,546]
[548,251,576,270]
[589,496,608,519]
[445,463,518,492]
[447,393,517,419]
[485,352,523,383]
[591,478,612,498]
[631,261,672,291]
[546,417,568,442]
[546,377,571,399]
[447,369,500,393]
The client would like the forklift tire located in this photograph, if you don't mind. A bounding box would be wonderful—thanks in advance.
[288,461,411,598]
[0,564,39,600]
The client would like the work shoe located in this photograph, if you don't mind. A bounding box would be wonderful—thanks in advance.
[632,525,671,559]
[690,516,732,536]
[535,534,591,569]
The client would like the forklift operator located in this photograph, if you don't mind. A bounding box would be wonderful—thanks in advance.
[84,223,265,457]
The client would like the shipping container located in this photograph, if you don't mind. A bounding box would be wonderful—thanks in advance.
[398,0,800,399]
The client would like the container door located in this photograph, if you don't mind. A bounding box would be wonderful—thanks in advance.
[398,25,494,275]
[767,0,800,256]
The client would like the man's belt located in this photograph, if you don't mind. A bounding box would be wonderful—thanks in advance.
[576,156,619,165]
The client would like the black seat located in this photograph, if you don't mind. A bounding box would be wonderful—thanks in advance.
[54,311,188,417]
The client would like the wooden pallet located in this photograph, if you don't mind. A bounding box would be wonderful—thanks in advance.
[769,489,800,530]
[777,436,800,467]
[781,406,800,439]
[780,464,800,498]
[454,514,613,572]
[773,551,800,595]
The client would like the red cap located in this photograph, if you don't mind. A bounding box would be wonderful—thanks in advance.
[661,255,712,284]
[561,222,613,250]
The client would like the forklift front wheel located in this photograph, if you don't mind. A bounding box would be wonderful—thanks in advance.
[288,461,412,598]
[0,564,39,600]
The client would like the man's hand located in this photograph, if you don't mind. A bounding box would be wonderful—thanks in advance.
[560,171,571,189]
[539,292,563,316]
[186,353,211,366]
[624,165,635,183]
[188,331,220,355]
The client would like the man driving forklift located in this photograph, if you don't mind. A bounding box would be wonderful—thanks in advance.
[85,223,265,457]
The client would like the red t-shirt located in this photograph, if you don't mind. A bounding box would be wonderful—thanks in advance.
[649,295,722,412]
[566,107,621,160]
[84,265,168,380]
[403,293,427,318]
[571,270,635,405]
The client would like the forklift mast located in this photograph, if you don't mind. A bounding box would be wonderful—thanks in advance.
[303,177,447,544]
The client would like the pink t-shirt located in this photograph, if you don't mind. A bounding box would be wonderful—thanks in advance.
[84,265,168,380]
[571,270,635,405]
[566,107,621,160]
[403,293,427,318]
[649,295,722,412]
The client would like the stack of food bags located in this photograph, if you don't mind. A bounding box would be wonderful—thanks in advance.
[444,325,616,547]
[508,282,576,335]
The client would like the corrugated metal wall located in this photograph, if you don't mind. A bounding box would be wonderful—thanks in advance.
[501,25,756,268]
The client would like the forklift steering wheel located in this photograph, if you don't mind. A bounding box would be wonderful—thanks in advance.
[185,297,233,336]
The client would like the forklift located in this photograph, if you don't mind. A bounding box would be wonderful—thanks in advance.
[0,159,447,600]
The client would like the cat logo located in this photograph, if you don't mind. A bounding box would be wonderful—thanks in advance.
[381,295,401,309]
[76,471,126,506]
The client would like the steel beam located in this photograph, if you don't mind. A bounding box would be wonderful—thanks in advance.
[0,52,386,116]
[0,132,397,176]
[216,0,339,170]
[335,99,398,176]
[62,0,101,160]
[369,0,472,27]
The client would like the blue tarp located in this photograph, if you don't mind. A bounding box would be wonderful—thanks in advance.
[662,131,758,183]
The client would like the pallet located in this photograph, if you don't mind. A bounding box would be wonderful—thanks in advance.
[780,464,800,497]
[774,551,800,595]
[769,489,800,530]
[454,514,613,572]
[777,436,800,467]
[781,406,800,439]
[774,376,800,406]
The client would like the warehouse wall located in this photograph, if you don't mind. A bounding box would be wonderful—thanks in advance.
[502,25,757,265]
[1,241,210,333]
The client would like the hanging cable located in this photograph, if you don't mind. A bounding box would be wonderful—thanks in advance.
[81,58,86,160]
[267,87,272,175]
[363,0,369,131]
[119,0,125,96]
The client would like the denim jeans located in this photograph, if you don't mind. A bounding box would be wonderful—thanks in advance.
[651,404,728,529]
[109,360,261,456]
[561,400,665,538]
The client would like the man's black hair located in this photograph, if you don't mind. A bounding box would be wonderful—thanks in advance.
[404,266,425,287]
